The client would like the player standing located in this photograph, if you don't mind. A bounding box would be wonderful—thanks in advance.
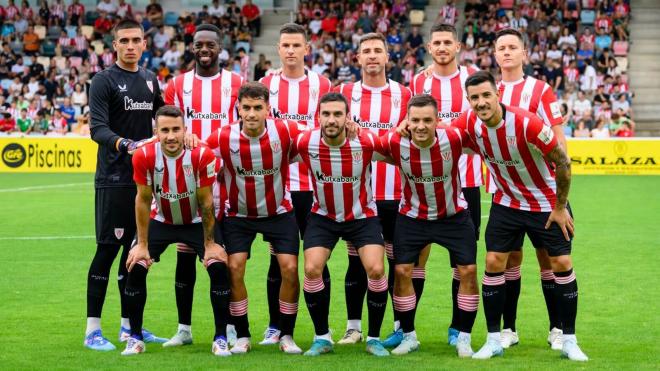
[492,28,569,350]
[293,93,390,357]
[334,32,412,344]
[85,19,166,351]
[257,23,332,345]
[121,106,231,356]
[408,23,482,347]
[382,95,479,357]
[206,83,303,354]
[162,23,244,347]
[454,71,588,361]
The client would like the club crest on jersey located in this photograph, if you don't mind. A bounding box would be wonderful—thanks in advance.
[352,151,363,163]
[114,228,124,240]
[223,87,231,98]
[146,81,154,93]
[441,151,452,162]
[522,92,531,103]
[270,140,281,153]
[183,164,193,177]
[393,97,400,107]
[310,88,318,100]
[506,136,517,146]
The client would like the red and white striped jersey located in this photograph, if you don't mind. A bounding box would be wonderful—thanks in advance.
[207,119,304,218]
[453,106,559,212]
[292,129,386,222]
[259,71,332,192]
[4,5,18,19]
[68,3,85,16]
[382,129,467,220]
[73,36,87,52]
[164,69,243,142]
[485,76,564,192]
[335,80,412,201]
[410,65,484,188]
[439,5,459,25]
[132,142,218,225]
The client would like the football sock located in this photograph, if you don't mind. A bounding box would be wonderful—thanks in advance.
[229,298,250,339]
[345,247,367,322]
[279,300,298,337]
[412,267,426,306]
[449,268,461,329]
[366,277,388,338]
[206,261,230,339]
[175,250,197,326]
[304,276,329,336]
[266,247,281,329]
[457,294,479,333]
[387,258,397,322]
[125,262,149,340]
[503,265,521,331]
[120,317,130,329]
[554,269,578,335]
[86,317,101,336]
[117,245,130,319]
[393,294,416,333]
[482,271,506,333]
[541,269,561,330]
[87,243,120,318]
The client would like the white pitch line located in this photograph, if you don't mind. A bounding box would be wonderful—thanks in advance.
[0,182,92,193]
[0,235,95,240]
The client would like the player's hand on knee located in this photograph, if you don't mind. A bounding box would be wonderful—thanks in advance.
[126,242,151,271]
[545,207,574,241]
[184,133,201,149]
[204,242,228,266]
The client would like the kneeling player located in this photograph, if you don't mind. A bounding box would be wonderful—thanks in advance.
[294,93,390,357]
[122,106,231,356]
[382,95,479,357]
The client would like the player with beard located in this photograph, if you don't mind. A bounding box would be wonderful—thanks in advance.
[163,23,244,348]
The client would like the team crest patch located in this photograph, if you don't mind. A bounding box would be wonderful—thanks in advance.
[393,97,400,107]
[114,228,124,240]
[522,92,531,103]
[271,140,282,153]
[310,88,318,100]
[146,81,153,93]
[352,151,363,163]
[506,136,517,146]
[549,101,562,119]
[183,164,193,177]
[441,151,452,162]
[223,87,231,98]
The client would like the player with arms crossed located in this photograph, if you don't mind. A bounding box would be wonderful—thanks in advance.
[453,71,587,361]
[408,23,482,347]
[334,32,412,344]
[292,93,390,357]
[491,28,569,350]
[85,18,166,351]
[162,23,244,347]
[257,23,332,345]
[206,82,305,354]
[382,95,479,357]
[122,106,231,357]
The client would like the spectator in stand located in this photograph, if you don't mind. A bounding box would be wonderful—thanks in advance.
[438,0,459,25]
[152,26,171,50]
[546,43,563,61]
[406,26,425,65]
[93,12,112,39]
[594,27,612,56]
[573,119,591,137]
[558,27,577,51]
[96,0,117,17]
[237,48,249,81]
[60,97,76,131]
[597,48,615,74]
[564,60,580,89]
[32,111,49,134]
[591,117,610,138]
[580,59,597,96]
[22,25,40,56]
[0,112,16,132]
[162,43,181,72]
[16,108,32,133]
[612,92,632,118]
[614,121,633,137]
[68,0,85,26]
[50,108,67,134]
[209,0,226,17]
[242,0,261,37]
[72,82,87,110]
[49,0,65,24]
[117,0,134,19]
[322,10,339,36]
[146,0,164,26]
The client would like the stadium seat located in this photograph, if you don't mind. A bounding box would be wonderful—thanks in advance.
[41,42,56,57]
[1,24,15,38]
[615,56,628,72]
[580,9,596,25]
[47,26,62,42]
[85,11,99,26]
[91,40,104,55]
[10,41,23,55]
[500,0,515,9]
[65,25,78,38]
[613,41,629,56]
[81,25,94,39]
[164,11,179,26]
[410,10,425,26]
[410,0,428,10]
[36,56,51,68]
[34,25,46,40]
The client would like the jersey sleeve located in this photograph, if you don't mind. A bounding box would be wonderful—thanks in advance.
[205,128,222,158]
[367,131,387,161]
[525,116,558,155]
[289,132,304,163]
[538,87,563,127]
[132,147,151,186]
[89,73,120,149]
[163,78,176,105]
[197,147,218,188]
[152,74,165,117]
[398,86,413,124]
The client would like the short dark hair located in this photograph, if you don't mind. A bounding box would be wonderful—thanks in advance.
[238,82,269,103]
[429,23,457,39]
[319,92,349,113]
[113,18,144,37]
[495,28,525,47]
[358,32,388,52]
[280,23,308,41]
[407,94,438,114]
[195,23,222,40]
[464,70,497,91]
[155,105,183,125]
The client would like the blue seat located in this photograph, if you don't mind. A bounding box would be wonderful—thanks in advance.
[164,11,179,26]
[581,9,596,25]
[41,42,56,57]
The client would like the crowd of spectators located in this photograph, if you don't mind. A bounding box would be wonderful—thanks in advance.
[0,0,260,135]
[460,0,634,137]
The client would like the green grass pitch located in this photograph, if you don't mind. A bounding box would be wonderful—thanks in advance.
[0,173,658,370]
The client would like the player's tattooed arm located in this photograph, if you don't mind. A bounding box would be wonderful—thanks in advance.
[543,143,574,241]
[197,185,228,264]
[127,184,153,271]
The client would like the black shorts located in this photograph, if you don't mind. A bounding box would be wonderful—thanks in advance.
[485,203,573,257]
[95,187,137,245]
[222,211,300,256]
[304,213,384,250]
[462,187,481,241]
[393,211,477,266]
[146,219,224,262]
[291,191,314,239]
[376,200,399,242]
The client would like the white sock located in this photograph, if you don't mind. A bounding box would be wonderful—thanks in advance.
[393,320,401,331]
[347,320,361,331]
[178,324,191,332]
[487,332,500,342]
[563,334,577,343]
[458,331,471,341]
[366,336,380,342]
[86,317,101,336]
[314,332,332,342]
[121,318,131,329]
[403,330,417,340]
[280,334,292,342]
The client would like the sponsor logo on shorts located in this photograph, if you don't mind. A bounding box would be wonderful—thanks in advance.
[2,143,26,168]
